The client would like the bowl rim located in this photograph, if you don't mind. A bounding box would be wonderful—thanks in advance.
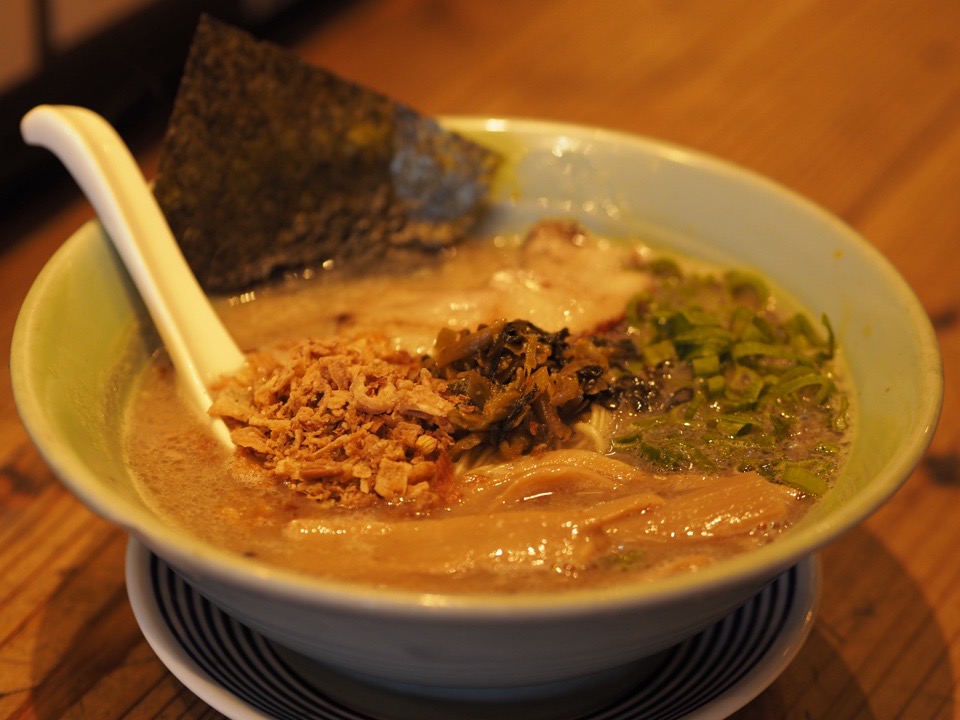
[11,115,944,618]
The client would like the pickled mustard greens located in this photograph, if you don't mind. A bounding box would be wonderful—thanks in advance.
[430,319,629,460]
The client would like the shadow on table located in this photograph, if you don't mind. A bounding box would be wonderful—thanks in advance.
[732,525,953,719]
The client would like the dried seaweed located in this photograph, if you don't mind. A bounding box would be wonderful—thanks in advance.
[153,15,501,293]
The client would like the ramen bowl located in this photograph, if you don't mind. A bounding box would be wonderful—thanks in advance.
[11,119,942,700]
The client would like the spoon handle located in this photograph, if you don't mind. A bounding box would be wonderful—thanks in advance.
[21,105,245,443]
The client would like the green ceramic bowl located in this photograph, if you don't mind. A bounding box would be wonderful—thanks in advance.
[11,118,943,695]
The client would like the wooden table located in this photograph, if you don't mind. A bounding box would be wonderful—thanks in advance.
[1,1,957,717]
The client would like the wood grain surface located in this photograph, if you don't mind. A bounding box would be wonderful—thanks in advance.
[1,1,958,718]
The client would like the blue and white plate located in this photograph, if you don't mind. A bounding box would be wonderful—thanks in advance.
[125,538,819,720]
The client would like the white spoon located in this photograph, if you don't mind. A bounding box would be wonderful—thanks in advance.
[21,104,245,446]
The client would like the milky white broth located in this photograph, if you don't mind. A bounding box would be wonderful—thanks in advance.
[123,225,842,593]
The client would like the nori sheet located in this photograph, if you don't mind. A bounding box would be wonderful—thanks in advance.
[152,15,501,294]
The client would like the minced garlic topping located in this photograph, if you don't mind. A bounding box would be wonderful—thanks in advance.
[210,335,459,509]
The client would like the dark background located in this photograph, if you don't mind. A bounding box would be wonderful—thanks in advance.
[0,0,351,224]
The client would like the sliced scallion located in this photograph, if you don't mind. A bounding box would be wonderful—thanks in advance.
[643,339,676,366]
[775,373,833,403]
[731,341,796,362]
[778,463,828,496]
[691,353,721,377]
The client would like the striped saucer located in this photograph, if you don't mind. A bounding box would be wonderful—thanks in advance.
[125,538,818,720]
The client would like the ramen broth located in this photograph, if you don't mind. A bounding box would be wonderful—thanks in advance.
[124,222,850,593]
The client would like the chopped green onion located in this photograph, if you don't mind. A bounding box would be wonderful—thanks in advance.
[770,413,793,438]
[606,252,847,488]
[738,320,769,343]
[831,394,850,432]
[705,374,726,396]
[674,325,733,346]
[726,365,762,393]
[679,307,719,327]
[643,339,676,366]
[668,439,718,470]
[775,373,833,403]
[628,436,719,471]
[611,433,641,448]
[715,414,758,437]
[684,390,707,420]
[666,311,693,336]
[725,375,766,410]
[692,353,721,377]
[731,341,796,362]
[778,463,828,496]
[725,270,770,302]
[820,314,836,360]
[730,306,756,339]
[751,316,779,342]
[785,312,822,348]
[633,439,681,470]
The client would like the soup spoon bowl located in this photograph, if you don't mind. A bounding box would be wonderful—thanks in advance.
[20,104,244,445]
